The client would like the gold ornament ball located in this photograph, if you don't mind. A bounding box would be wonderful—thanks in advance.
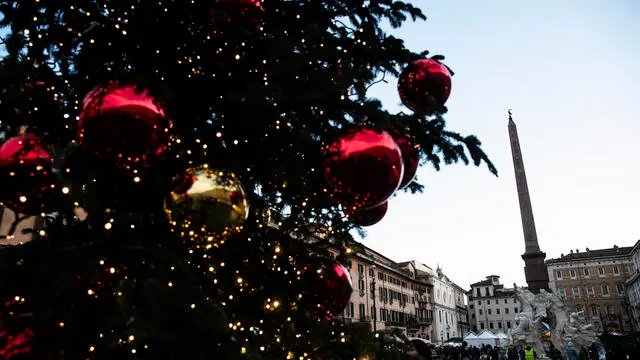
[164,166,250,243]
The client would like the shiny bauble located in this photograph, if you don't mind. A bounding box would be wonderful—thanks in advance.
[323,127,403,209]
[0,135,59,215]
[398,59,452,112]
[389,130,420,189]
[310,261,353,320]
[78,83,173,165]
[0,135,50,166]
[164,166,250,243]
[343,201,388,227]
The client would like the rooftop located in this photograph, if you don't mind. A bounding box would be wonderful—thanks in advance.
[470,279,493,287]
[546,244,635,264]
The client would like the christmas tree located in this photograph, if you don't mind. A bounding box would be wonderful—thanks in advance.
[0,1,496,359]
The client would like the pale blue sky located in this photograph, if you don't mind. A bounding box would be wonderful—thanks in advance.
[364,0,640,289]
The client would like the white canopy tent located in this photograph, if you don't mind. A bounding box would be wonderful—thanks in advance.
[463,331,485,348]
[463,331,478,340]
[494,332,508,346]
[466,330,498,347]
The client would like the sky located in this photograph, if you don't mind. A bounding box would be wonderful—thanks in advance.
[362,0,640,290]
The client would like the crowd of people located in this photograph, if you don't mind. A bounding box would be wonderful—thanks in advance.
[405,340,620,360]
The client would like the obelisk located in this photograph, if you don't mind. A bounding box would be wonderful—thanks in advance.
[508,110,549,293]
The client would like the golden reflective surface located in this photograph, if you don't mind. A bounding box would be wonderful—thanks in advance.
[165,166,249,243]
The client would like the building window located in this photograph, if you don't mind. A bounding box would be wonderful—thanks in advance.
[507,321,511,328]
[488,309,492,315]
[439,310,442,322]
[505,308,509,314]
[358,264,364,274]
[617,283,624,293]
[587,286,594,296]
[515,307,518,313]
[629,263,635,274]
[476,288,481,297]
[359,304,365,321]
[496,308,500,315]
[598,267,605,276]
[583,268,590,276]
[606,305,614,314]
[559,288,566,297]
[489,322,494,329]
[591,305,599,317]
[345,302,354,318]
[613,265,620,275]
[556,271,562,280]
[477,300,481,305]
[480,322,485,330]
[486,300,490,305]
[498,322,503,329]
[479,309,483,315]
[570,269,576,279]
[485,287,489,296]
[495,299,499,304]
[601,284,609,296]
[572,287,580,297]
[504,299,508,304]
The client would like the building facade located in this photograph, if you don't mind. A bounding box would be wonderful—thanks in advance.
[624,240,640,331]
[339,248,434,339]
[452,283,471,337]
[467,275,522,334]
[423,265,467,343]
[546,245,635,333]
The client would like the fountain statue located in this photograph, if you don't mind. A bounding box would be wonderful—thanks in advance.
[507,286,600,358]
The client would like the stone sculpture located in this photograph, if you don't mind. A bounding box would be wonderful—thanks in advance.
[507,286,600,358]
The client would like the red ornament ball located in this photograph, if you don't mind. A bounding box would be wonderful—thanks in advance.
[343,201,388,227]
[0,135,50,166]
[311,262,353,320]
[0,135,58,215]
[78,83,173,165]
[389,130,420,189]
[398,59,452,111]
[323,127,403,209]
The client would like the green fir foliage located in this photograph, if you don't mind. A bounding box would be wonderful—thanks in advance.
[0,0,494,359]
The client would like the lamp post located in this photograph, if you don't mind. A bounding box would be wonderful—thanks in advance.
[371,264,377,332]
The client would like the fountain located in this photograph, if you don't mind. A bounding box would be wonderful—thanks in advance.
[507,286,600,358]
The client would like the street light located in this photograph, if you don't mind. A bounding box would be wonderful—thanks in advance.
[371,264,377,332]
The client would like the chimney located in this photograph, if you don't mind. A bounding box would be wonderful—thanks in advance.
[561,253,564,258]
[586,248,590,252]
[570,250,574,254]
[576,249,579,253]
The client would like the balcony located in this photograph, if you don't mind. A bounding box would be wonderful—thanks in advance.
[385,320,408,328]
[418,317,433,325]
